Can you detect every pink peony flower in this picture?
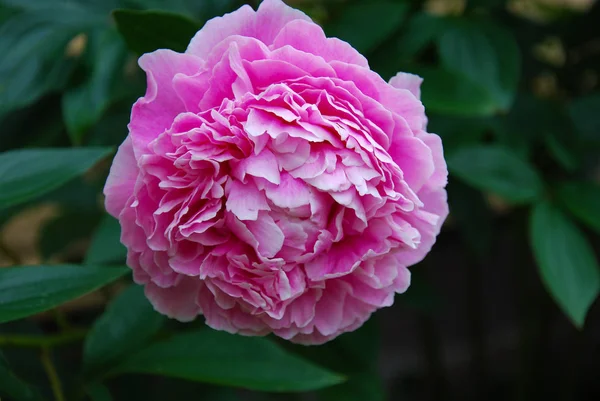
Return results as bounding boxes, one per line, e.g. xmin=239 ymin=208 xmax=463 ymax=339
xmin=104 ymin=0 xmax=448 ymax=345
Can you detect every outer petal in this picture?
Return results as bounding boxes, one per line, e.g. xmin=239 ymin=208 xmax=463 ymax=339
xmin=129 ymin=50 xmax=204 ymax=154
xmin=186 ymin=0 xmax=310 ymax=58
xmin=145 ymin=277 xmax=203 ymax=322
xmin=389 ymin=72 xmax=423 ymax=99
xmin=271 ymin=19 xmax=369 ymax=67
xmin=186 ymin=5 xmax=256 ymax=57
xmin=104 ymin=136 xmax=137 ymax=217
xmin=254 ymin=0 xmax=312 ymax=45
xmin=397 ymin=187 xmax=449 ymax=267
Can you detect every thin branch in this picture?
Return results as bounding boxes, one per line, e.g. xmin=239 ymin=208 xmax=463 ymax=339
xmin=0 ymin=329 xmax=88 ymax=348
xmin=41 ymin=347 xmax=66 ymax=401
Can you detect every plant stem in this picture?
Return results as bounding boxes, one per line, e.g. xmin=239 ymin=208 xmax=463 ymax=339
xmin=0 ymin=328 xmax=88 ymax=348
xmin=41 ymin=347 xmax=66 ymax=401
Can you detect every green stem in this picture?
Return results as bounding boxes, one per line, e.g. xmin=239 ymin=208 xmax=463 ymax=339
xmin=0 ymin=328 xmax=88 ymax=348
xmin=41 ymin=347 xmax=66 ymax=401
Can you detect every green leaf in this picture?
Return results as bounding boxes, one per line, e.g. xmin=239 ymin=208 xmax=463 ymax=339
xmin=0 ymin=147 xmax=112 ymax=210
xmin=112 ymin=9 xmax=201 ymax=54
xmin=62 ymin=28 xmax=128 ymax=144
xmin=84 ymin=285 xmax=165 ymax=373
xmin=396 ymin=13 xmax=446 ymax=59
xmin=427 ymin=114 xmax=490 ymax=155
xmin=437 ymin=19 xmax=520 ymax=111
xmin=85 ymin=383 xmax=112 ymax=401
xmin=447 ymin=145 xmax=544 ymax=203
xmin=568 ymin=93 xmax=600 ymax=142
xmin=111 ymin=330 xmax=344 ymax=392
xmin=0 ymin=351 xmax=44 ymax=401
xmin=530 ymin=202 xmax=600 ymax=328
xmin=85 ymin=215 xmax=127 ymax=265
xmin=556 ymin=182 xmax=600 ymax=233
xmin=411 ymin=67 xmax=497 ymax=117
xmin=294 ymin=319 xmax=385 ymax=401
xmin=0 ymin=2 xmax=107 ymax=113
xmin=325 ymin=1 xmax=408 ymax=54
xmin=0 ymin=265 xmax=128 ymax=323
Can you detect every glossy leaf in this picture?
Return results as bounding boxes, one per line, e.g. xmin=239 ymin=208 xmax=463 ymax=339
xmin=0 ymin=265 xmax=128 ymax=323
xmin=447 ymin=146 xmax=544 ymax=203
xmin=112 ymin=9 xmax=200 ymax=54
xmin=438 ymin=19 xmax=520 ymax=111
xmin=111 ymin=330 xmax=344 ymax=392
xmin=85 ymin=214 xmax=127 ymax=265
xmin=84 ymin=285 xmax=165 ymax=373
xmin=556 ymin=182 xmax=600 ymax=233
xmin=530 ymin=202 xmax=600 ymax=328
xmin=0 ymin=147 xmax=112 ymax=210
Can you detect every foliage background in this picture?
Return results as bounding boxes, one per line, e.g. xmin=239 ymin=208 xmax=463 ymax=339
xmin=1 ymin=0 xmax=599 ymax=400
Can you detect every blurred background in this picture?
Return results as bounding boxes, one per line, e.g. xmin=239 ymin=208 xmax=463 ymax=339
xmin=1 ymin=0 xmax=599 ymax=400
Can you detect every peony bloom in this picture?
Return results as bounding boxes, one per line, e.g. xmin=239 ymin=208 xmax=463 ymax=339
xmin=104 ymin=0 xmax=448 ymax=345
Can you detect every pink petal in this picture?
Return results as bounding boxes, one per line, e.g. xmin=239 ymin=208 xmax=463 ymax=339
xmin=186 ymin=5 xmax=256 ymax=57
xmin=145 ymin=277 xmax=203 ymax=322
xmin=389 ymin=72 xmax=423 ymax=99
xmin=225 ymin=179 xmax=270 ymax=221
xmin=130 ymin=50 xmax=204 ymax=153
xmin=272 ymin=19 xmax=369 ymax=67
xmin=104 ymin=136 xmax=137 ymax=217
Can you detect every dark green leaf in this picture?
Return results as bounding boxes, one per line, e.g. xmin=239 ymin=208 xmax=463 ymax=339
xmin=0 ymin=2 xmax=106 ymax=112
xmin=397 ymin=13 xmax=446 ymax=59
xmin=437 ymin=19 xmax=520 ymax=111
xmin=283 ymin=319 xmax=384 ymax=401
xmin=0 ymin=147 xmax=112 ymax=210
xmin=319 ymin=372 xmax=385 ymax=401
xmin=63 ymin=28 xmax=128 ymax=144
xmin=556 ymin=182 xmax=600 ymax=233
xmin=447 ymin=145 xmax=544 ymax=203
xmin=545 ymin=133 xmax=579 ymax=172
xmin=112 ymin=9 xmax=201 ymax=54
xmin=0 ymin=351 xmax=44 ymax=401
xmin=568 ymin=93 xmax=600 ymax=142
xmin=530 ymin=202 xmax=600 ymax=328
xmin=85 ymin=383 xmax=112 ymax=401
xmin=111 ymin=330 xmax=344 ymax=392
xmin=428 ymin=114 xmax=490 ymax=156
xmin=325 ymin=1 xmax=408 ymax=54
xmin=84 ymin=285 xmax=165 ymax=373
xmin=411 ymin=67 xmax=497 ymax=117
xmin=85 ymin=215 xmax=127 ymax=265
xmin=0 ymin=265 xmax=128 ymax=323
